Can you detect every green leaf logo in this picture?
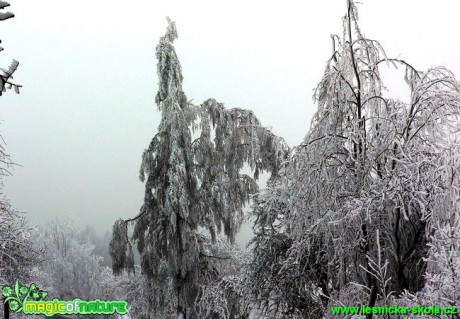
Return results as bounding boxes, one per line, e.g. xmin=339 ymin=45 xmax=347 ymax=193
xmin=2 ymin=286 xmax=12 ymax=298
xmin=2 ymin=280 xmax=48 ymax=313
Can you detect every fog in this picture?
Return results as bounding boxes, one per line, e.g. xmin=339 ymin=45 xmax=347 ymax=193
xmin=1 ymin=0 xmax=460 ymax=239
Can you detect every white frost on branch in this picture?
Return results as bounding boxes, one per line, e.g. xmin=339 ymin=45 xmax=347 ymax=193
xmin=249 ymin=0 xmax=460 ymax=318
xmin=111 ymin=17 xmax=289 ymax=318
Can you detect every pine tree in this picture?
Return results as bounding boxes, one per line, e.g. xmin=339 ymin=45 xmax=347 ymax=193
xmin=110 ymin=18 xmax=288 ymax=319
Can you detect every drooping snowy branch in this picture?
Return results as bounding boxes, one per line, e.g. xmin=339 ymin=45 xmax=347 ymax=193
xmin=250 ymin=1 xmax=460 ymax=317
xmin=0 ymin=3 xmax=21 ymax=95
xmin=111 ymin=17 xmax=289 ymax=318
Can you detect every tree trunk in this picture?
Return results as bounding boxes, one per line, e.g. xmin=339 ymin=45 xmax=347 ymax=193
xmin=176 ymin=277 xmax=186 ymax=319
xmin=177 ymin=309 xmax=186 ymax=319
xmin=3 ymin=298 xmax=9 ymax=319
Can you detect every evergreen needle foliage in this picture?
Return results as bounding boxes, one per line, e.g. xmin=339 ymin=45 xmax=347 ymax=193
xmin=110 ymin=18 xmax=289 ymax=319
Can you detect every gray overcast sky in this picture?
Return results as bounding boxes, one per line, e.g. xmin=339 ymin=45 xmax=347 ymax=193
xmin=1 ymin=0 xmax=460 ymax=235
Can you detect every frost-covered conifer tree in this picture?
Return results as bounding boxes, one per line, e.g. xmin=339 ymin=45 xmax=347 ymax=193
xmin=250 ymin=0 xmax=460 ymax=317
xmin=110 ymin=18 xmax=288 ymax=319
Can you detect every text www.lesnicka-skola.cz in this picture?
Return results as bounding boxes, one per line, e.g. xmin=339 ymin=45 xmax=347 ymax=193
xmin=331 ymin=305 xmax=457 ymax=316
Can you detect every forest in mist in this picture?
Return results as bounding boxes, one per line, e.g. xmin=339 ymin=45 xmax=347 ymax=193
xmin=1 ymin=1 xmax=460 ymax=318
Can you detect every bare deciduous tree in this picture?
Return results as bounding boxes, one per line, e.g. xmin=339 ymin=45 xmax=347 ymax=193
xmin=250 ymin=1 xmax=460 ymax=317
xmin=0 ymin=2 xmax=35 ymax=289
